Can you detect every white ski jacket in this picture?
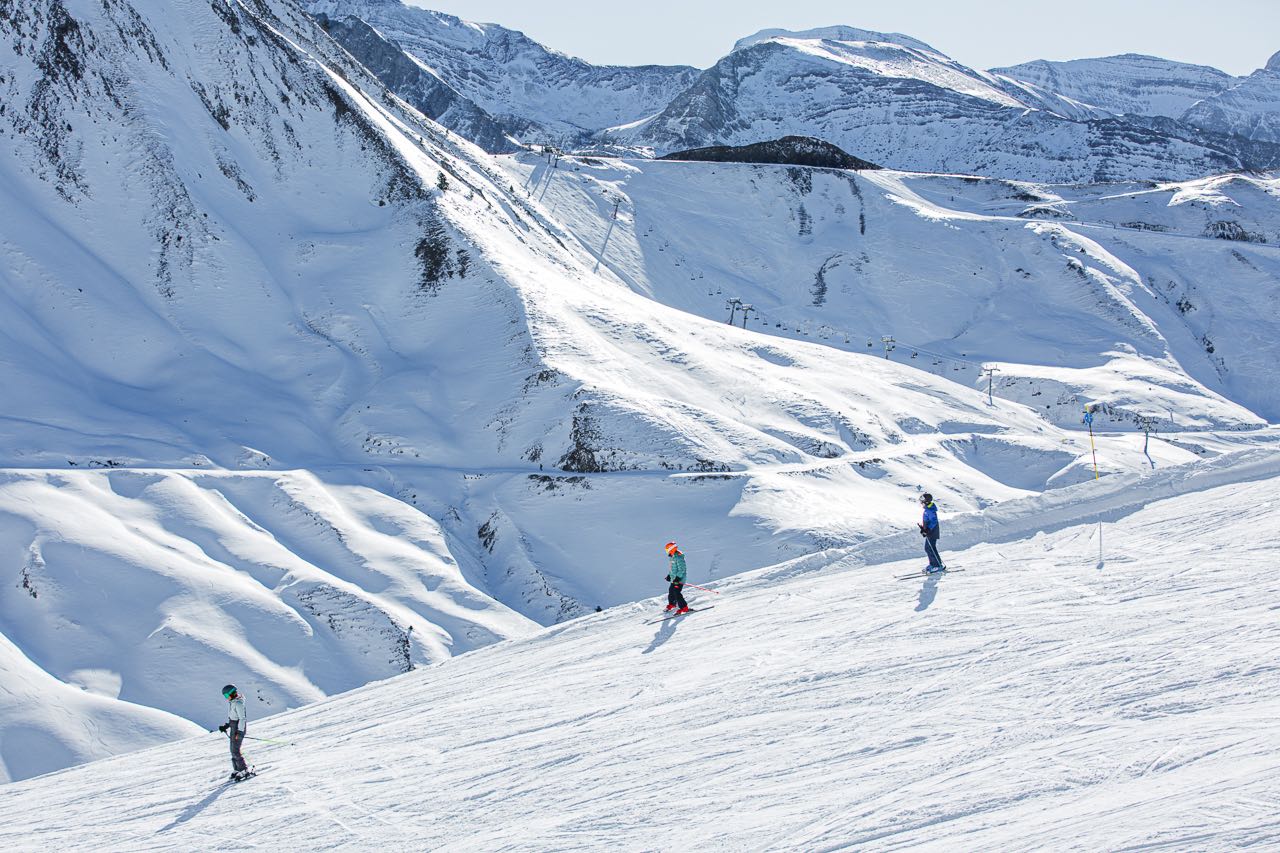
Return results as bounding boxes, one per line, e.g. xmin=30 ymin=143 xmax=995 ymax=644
xmin=228 ymin=696 xmax=247 ymax=730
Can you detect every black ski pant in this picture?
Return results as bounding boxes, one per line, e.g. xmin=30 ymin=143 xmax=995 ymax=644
xmin=229 ymin=724 xmax=247 ymax=772
xmin=924 ymin=535 xmax=944 ymax=568
xmin=668 ymin=581 xmax=687 ymax=609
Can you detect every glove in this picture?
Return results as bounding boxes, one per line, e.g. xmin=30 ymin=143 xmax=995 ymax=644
xmin=219 ymin=723 xmax=229 ymax=733
xmin=664 ymin=575 xmax=671 ymax=582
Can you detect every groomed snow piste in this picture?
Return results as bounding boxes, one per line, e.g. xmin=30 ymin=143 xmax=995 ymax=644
xmin=2 ymin=450 xmax=1278 ymax=850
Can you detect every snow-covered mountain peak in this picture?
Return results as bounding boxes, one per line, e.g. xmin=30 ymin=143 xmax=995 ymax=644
xmin=1267 ymin=49 xmax=1280 ymax=72
xmin=717 ymin=25 xmax=1025 ymax=113
xmin=991 ymin=54 xmax=1236 ymax=119
xmin=612 ymin=28 xmax=1280 ymax=179
xmin=305 ymin=0 xmax=698 ymax=142
xmin=732 ymin=25 xmax=936 ymax=55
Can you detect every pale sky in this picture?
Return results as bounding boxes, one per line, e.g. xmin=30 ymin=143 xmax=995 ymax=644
xmin=406 ymin=0 xmax=1279 ymax=76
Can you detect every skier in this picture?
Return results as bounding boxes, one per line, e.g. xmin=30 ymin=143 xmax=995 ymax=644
xmin=217 ymin=683 xmax=250 ymax=780
xmin=918 ymin=493 xmax=945 ymax=573
xmin=664 ymin=541 xmax=690 ymax=614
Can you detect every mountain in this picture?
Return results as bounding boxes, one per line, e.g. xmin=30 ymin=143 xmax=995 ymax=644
xmin=304 ymin=0 xmax=700 ymax=144
xmin=1181 ymin=53 xmax=1280 ymax=144
xmin=0 ymin=0 xmax=561 ymax=780
xmin=992 ymin=54 xmax=1238 ymax=118
xmin=312 ymin=11 xmax=519 ymax=153
xmin=503 ymin=154 xmax=1280 ymax=426
xmin=3 ymin=449 xmax=1279 ymax=847
xmin=996 ymin=51 xmax=1280 ymax=147
xmin=612 ymin=28 xmax=1280 ymax=182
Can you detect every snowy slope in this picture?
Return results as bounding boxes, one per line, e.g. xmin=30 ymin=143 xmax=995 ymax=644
xmin=2 ymin=452 xmax=1278 ymax=848
xmin=304 ymin=0 xmax=699 ymax=143
xmin=992 ymin=54 xmax=1238 ymax=118
xmin=612 ymin=29 xmax=1280 ymax=182
xmin=497 ymin=153 xmax=1280 ymax=426
xmin=0 ymin=468 xmax=535 ymax=783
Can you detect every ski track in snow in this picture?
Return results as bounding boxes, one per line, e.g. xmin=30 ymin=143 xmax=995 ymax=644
xmin=1 ymin=470 xmax=1279 ymax=850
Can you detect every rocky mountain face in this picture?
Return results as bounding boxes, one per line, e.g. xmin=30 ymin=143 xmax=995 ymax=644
xmin=297 ymin=8 xmax=1280 ymax=181
xmin=997 ymin=51 xmax=1280 ymax=147
xmin=312 ymin=12 xmax=519 ymax=153
xmin=611 ymin=28 xmax=1280 ymax=182
xmin=992 ymin=54 xmax=1237 ymax=118
xmin=304 ymin=0 xmax=699 ymax=144
xmin=1182 ymin=57 xmax=1280 ymax=144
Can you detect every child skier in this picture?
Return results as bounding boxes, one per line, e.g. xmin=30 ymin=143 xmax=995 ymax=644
xmin=664 ymin=541 xmax=690 ymax=614
xmin=918 ymin=493 xmax=945 ymax=573
xmin=217 ymin=683 xmax=251 ymax=780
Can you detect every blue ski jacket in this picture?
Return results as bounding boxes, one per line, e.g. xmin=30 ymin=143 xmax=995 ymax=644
xmin=668 ymin=551 xmax=688 ymax=583
xmin=922 ymin=502 xmax=940 ymax=538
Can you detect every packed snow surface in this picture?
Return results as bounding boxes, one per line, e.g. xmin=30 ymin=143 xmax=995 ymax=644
xmin=2 ymin=453 xmax=1278 ymax=849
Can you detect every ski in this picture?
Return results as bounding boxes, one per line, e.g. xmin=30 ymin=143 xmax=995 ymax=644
xmin=896 ymin=563 xmax=962 ymax=578
xmin=644 ymin=606 xmax=715 ymax=624
xmin=229 ymin=766 xmax=258 ymax=783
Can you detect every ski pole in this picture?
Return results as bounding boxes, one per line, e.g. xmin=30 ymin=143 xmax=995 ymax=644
xmin=244 ymin=735 xmax=293 ymax=746
xmin=1083 ymin=407 xmax=1099 ymax=481
xmin=682 ymin=582 xmax=721 ymax=595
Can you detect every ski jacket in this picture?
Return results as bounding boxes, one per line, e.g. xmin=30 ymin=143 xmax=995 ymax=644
xmin=227 ymin=696 xmax=247 ymax=732
xmin=921 ymin=502 xmax=940 ymax=538
xmin=668 ymin=551 xmax=688 ymax=583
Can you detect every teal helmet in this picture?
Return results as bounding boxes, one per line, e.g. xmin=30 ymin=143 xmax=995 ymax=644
xmin=222 ymin=684 xmax=237 ymax=699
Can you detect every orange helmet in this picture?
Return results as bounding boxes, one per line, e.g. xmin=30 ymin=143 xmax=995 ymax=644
xmin=664 ymin=541 xmax=678 ymax=556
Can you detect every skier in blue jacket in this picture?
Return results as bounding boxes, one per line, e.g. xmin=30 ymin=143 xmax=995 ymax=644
xmin=664 ymin=541 xmax=690 ymax=614
xmin=918 ymin=493 xmax=945 ymax=573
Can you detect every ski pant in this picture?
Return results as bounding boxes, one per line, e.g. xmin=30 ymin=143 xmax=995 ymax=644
xmin=924 ymin=535 xmax=944 ymax=568
xmin=229 ymin=724 xmax=247 ymax=773
xmin=668 ymin=581 xmax=687 ymax=610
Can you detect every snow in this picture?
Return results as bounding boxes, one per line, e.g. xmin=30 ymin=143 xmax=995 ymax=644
xmin=2 ymin=0 xmax=1279 ymax=795
xmin=2 ymin=455 xmax=1278 ymax=848
xmin=992 ymin=54 xmax=1237 ymax=119
xmin=610 ymin=32 xmax=1273 ymax=182
xmin=733 ymin=26 xmax=938 ymax=56
xmin=495 ymin=154 xmax=1280 ymax=427
xmin=1182 ymin=63 xmax=1280 ymax=144
xmin=304 ymin=0 xmax=699 ymax=140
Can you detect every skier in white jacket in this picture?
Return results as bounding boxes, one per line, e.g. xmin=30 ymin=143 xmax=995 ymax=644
xmin=218 ymin=684 xmax=250 ymax=780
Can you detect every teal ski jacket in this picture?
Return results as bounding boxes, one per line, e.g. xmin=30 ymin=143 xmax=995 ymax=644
xmin=668 ymin=551 xmax=687 ymax=583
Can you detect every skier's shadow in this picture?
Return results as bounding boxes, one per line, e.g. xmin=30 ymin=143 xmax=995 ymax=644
xmin=158 ymin=780 xmax=233 ymax=833
xmin=642 ymin=616 xmax=680 ymax=654
xmin=915 ymin=575 xmax=940 ymax=612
